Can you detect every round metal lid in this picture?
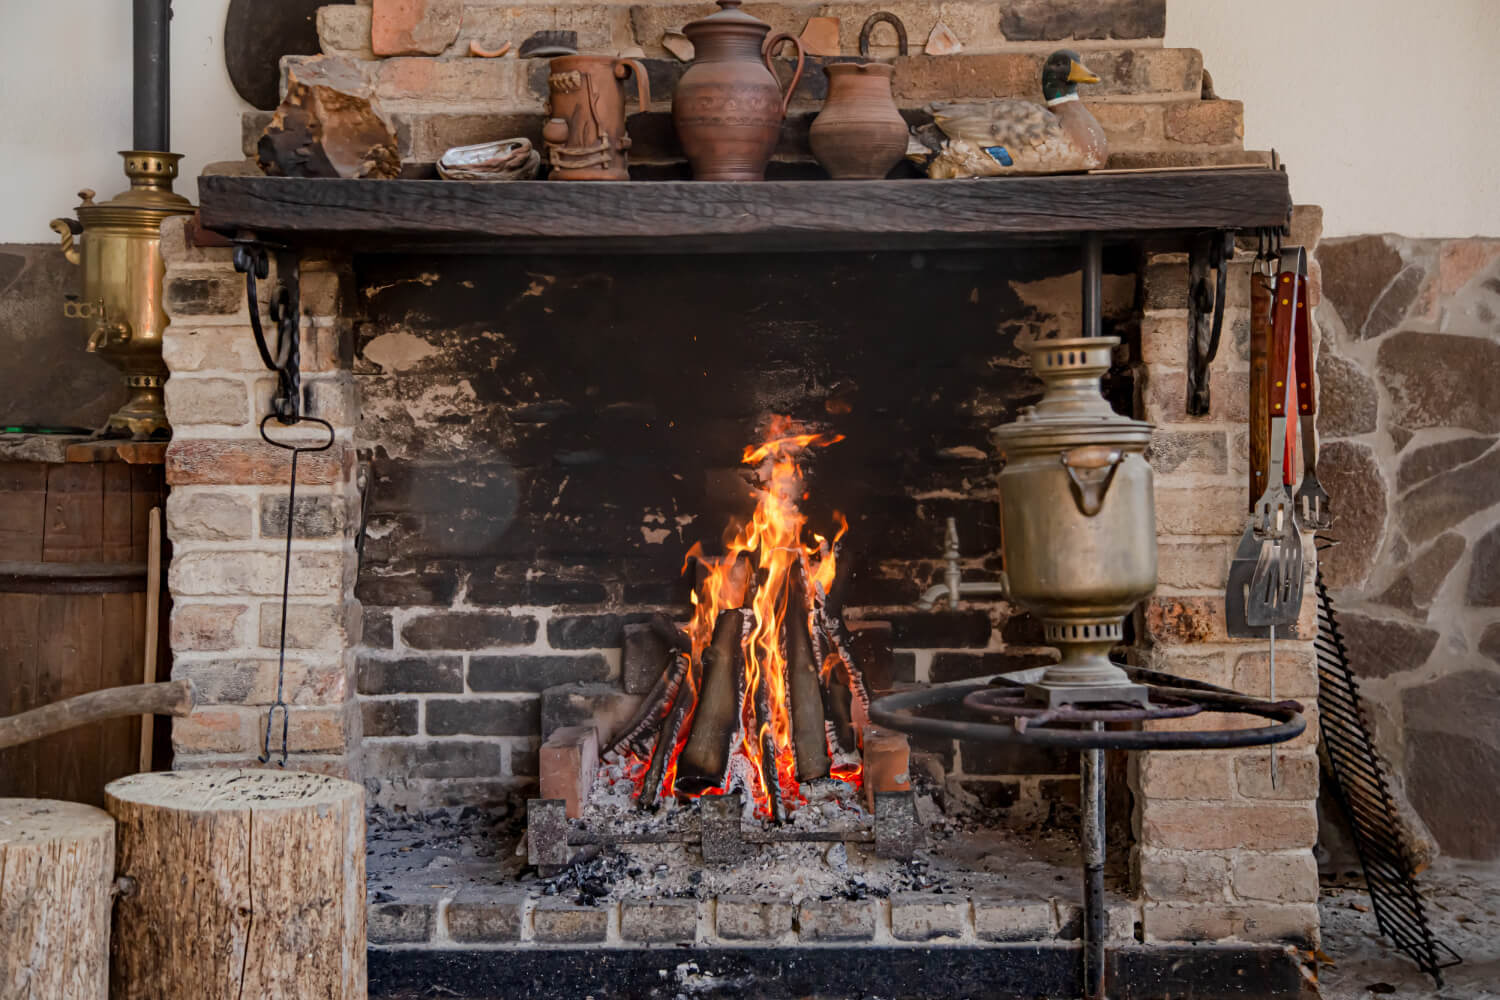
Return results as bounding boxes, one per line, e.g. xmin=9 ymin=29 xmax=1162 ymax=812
xmin=990 ymin=337 xmax=1152 ymax=453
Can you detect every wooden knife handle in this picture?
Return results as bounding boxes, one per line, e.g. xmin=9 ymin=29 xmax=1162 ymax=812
xmin=1293 ymin=273 xmax=1313 ymax=417
xmin=1269 ymin=268 xmax=1300 ymax=486
xmin=1249 ymin=271 xmax=1272 ymax=509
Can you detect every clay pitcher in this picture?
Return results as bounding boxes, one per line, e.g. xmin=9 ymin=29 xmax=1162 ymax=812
xmin=673 ymin=0 xmax=805 ymax=181
xmin=543 ymin=54 xmax=650 ymax=181
xmin=810 ymin=13 xmax=909 ymax=179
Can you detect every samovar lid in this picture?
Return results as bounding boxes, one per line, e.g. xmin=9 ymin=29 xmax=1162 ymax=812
xmin=990 ymin=337 xmax=1153 ymax=452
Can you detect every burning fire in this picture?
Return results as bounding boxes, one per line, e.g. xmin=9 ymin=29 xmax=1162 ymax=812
xmin=641 ymin=416 xmax=859 ymax=818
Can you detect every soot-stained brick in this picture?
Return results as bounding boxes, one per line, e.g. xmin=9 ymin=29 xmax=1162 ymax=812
xmin=883 ymin=611 xmax=992 ymax=648
xmin=425 ymin=698 xmax=539 ymax=737
xmin=469 ymin=654 xmax=611 ymax=692
xmin=930 ymin=650 xmax=1058 ymax=684
xmin=400 ymin=611 xmax=538 ymax=650
xmin=547 ymin=613 xmax=653 ymax=650
xmin=357 ymin=655 xmax=463 ymax=694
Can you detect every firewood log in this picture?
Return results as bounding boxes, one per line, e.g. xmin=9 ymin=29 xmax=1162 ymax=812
xmin=674 ymin=610 xmax=745 ymax=794
xmin=608 ymin=649 xmax=689 ymax=758
xmin=784 ymin=562 xmax=831 ymax=783
xmin=640 ymin=655 xmax=700 ymax=810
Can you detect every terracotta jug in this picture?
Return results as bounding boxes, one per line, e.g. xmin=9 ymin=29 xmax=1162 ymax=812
xmin=543 ymin=54 xmax=650 ymax=181
xmin=672 ymin=0 xmax=805 ymax=181
xmin=810 ymin=13 xmax=909 ymax=179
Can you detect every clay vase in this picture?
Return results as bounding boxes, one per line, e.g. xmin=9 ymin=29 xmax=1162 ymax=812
xmin=672 ymin=0 xmax=805 ymax=181
xmin=543 ymin=54 xmax=650 ymax=181
xmin=809 ymin=64 xmax=907 ymax=179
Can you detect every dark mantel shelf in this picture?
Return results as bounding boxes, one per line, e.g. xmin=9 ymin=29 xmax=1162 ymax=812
xmin=196 ymin=168 xmax=1291 ymax=255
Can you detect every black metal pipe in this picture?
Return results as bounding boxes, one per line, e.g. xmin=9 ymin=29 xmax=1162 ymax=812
xmin=1081 ymin=722 xmax=1107 ymax=1000
xmin=1081 ymin=232 xmax=1103 ymax=338
xmin=133 ymin=0 xmax=171 ymax=151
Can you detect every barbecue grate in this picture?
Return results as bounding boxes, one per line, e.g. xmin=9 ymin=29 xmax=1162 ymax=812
xmin=1315 ymin=559 xmax=1461 ymax=985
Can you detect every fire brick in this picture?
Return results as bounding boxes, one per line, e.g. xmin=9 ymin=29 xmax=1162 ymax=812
xmin=890 ymin=893 xmax=967 ymax=941
xmin=425 ymin=698 xmax=538 ymax=738
xmin=445 ymin=892 xmax=525 ymax=943
xmin=796 ymin=898 xmax=877 ymax=942
xmin=367 ymin=902 xmax=435 ymax=944
xmin=620 ymin=899 xmax=698 ymax=944
xmin=715 ymin=896 xmax=794 ymax=941
xmin=361 ymin=699 xmax=418 ymax=737
xmin=469 ymin=654 xmax=611 ymax=692
xmin=533 ymin=900 xmax=610 ymax=944
xmin=356 ymin=655 xmax=463 ymax=695
xmin=538 ymin=683 xmax=642 ymax=747
xmin=862 ymin=726 xmax=912 ymax=810
xmin=539 ymin=725 xmax=598 ymax=819
xmin=400 ymin=611 xmax=538 ymax=651
xmin=972 ymin=898 xmax=1054 ymax=942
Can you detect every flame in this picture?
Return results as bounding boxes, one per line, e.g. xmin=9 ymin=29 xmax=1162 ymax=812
xmin=643 ymin=416 xmax=855 ymax=818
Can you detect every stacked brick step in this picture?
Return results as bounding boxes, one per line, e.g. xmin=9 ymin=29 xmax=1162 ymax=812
xmin=235 ymin=0 xmax=1253 ymax=173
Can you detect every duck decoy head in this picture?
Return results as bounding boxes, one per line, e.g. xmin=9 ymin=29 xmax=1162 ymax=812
xmin=1042 ymin=49 xmax=1100 ymax=104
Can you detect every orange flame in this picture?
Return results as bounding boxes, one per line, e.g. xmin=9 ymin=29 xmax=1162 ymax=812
xmin=647 ymin=416 xmax=856 ymax=818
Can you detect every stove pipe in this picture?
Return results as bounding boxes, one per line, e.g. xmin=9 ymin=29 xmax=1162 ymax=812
xmin=133 ymin=0 xmax=170 ymax=151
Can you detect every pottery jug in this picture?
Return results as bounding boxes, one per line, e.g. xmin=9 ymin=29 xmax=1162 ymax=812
xmin=543 ymin=54 xmax=650 ymax=181
xmin=810 ymin=13 xmax=910 ymax=179
xmin=672 ymin=0 xmax=805 ymax=181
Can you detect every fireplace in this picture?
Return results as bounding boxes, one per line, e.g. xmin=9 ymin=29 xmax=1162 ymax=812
xmin=159 ymin=3 xmax=1325 ymax=993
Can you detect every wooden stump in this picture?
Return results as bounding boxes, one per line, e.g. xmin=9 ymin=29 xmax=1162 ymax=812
xmin=0 ymin=799 xmax=115 ymax=1000
xmin=105 ymin=769 xmax=366 ymax=1000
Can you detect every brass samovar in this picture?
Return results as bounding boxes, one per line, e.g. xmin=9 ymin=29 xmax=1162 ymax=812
xmin=50 ymin=152 xmax=195 ymax=438
xmin=991 ymin=336 xmax=1156 ymax=707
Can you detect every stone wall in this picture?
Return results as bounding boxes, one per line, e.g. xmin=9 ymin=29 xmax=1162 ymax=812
xmin=1315 ymin=236 xmax=1500 ymax=861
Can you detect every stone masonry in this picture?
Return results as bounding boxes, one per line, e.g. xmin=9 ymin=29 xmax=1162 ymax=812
xmin=160 ymin=0 xmax=1324 ymax=951
xmin=1315 ymin=236 xmax=1500 ymax=860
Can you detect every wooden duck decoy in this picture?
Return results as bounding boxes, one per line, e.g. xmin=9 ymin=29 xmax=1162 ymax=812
xmin=908 ymin=50 xmax=1107 ymax=178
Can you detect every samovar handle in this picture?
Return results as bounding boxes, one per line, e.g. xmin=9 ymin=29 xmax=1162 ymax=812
xmin=48 ymin=189 xmax=94 ymax=267
xmin=1060 ymin=446 xmax=1124 ymax=517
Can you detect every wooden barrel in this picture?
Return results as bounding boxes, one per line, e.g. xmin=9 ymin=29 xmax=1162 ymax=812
xmin=0 ymin=453 xmax=167 ymax=805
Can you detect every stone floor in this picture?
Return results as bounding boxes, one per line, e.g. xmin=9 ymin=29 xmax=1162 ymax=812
xmin=1318 ymin=858 xmax=1500 ymax=999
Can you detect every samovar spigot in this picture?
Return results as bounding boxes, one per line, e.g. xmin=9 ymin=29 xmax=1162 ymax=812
xmin=915 ymin=517 xmax=1009 ymax=610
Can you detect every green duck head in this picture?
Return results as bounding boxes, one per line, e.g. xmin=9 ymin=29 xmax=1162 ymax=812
xmin=1041 ymin=50 xmax=1100 ymax=104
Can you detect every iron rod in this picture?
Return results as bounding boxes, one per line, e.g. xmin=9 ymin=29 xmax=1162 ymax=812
xmin=133 ymin=0 xmax=171 ymax=151
xmin=1081 ymin=232 xmax=1103 ymax=339
xmin=1082 ymin=720 xmax=1106 ymax=1000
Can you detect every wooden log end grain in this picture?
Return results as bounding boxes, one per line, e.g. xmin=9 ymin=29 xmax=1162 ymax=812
xmin=105 ymin=769 xmax=366 ymax=1000
xmin=0 ymin=799 xmax=115 ymax=1000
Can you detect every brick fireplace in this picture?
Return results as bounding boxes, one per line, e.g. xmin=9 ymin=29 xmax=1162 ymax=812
xmin=159 ymin=0 xmax=1324 ymax=992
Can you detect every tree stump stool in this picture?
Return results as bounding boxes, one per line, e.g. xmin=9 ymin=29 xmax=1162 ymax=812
xmin=105 ymin=769 xmax=366 ymax=1000
xmin=0 ymin=799 xmax=115 ymax=1000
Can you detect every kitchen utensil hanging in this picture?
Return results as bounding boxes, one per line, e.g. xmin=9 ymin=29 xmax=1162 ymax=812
xmin=257 ymin=413 xmax=335 ymax=765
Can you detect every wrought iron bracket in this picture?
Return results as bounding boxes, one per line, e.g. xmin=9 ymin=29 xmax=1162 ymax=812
xmin=1185 ymin=229 xmax=1236 ymax=416
xmin=231 ymin=233 xmax=302 ymax=423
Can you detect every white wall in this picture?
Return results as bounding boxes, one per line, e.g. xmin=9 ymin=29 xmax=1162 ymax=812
xmin=2 ymin=0 xmax=1496 ymax=240
xmin=1168 ymin=0 xmax=1500 ymax=239
xmin=0 ymin=0 xmax=248 ymax=243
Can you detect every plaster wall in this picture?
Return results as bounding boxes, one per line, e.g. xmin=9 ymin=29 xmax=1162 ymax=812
xmin=3 ymin=1 xmax=1498 ymax=239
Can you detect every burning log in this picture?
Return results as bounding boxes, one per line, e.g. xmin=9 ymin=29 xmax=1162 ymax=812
xmin=821 ymin=657 xmax=858 ymax=754
xmin=639 ymin=652 xmax=698 ymax=811
xmin=750 ymin=654 xmax=787 ymax=824
xmin=608 ymin=647 xmax=690 ymax=758
xmin=674 ymin=609 xmax=747 ymax=794
xmin=784 ymin=561 xmax=832 ymax=783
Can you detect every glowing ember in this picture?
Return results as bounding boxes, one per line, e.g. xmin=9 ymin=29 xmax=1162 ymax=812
xmin=632 ymin=416 xmax=861 ymax=818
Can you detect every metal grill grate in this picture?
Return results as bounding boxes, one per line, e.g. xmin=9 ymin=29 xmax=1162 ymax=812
xmin=1315 ymin=561 xmax=1461 ymax=985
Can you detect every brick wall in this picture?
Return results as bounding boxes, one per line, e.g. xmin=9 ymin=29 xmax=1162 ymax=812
xmin=1129 ymin=206 xmax=1324 ymax=945
xmin=161 ymin=219 xmax=365 ymax=777
xmin=239 ymin=0 xmax=1257 ymax=175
